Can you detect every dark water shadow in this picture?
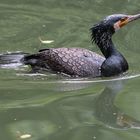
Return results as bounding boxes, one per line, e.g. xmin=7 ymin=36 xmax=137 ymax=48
xmin=0 ymin=78 xmax=140 ymax=140
xmin=94 ymin=80 xmax=140 ymax=129
xmin=54 ymin=78 xmax=140 ymax=130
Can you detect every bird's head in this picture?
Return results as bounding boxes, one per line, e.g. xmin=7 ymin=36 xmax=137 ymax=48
xmin=105 ymin=14 xmax=140 ymax=31
xmin=91 ymin=14 xmax=140 ymax=45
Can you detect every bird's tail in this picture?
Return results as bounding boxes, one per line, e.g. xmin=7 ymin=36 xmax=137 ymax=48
xmin=22 ymin=53 xmax=49 ymax=72
xmin=0 ymin=51 xmax=48 ymax=71
xmin=22 ymin=54 xmax=40 ymax=65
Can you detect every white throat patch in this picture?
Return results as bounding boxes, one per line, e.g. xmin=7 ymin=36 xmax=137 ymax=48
xmin=114 ymin=22 xmax=121 ymax=31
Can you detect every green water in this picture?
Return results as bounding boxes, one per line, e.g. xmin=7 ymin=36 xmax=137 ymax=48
xmin=0 ymin=0 xmax=140 ymax=140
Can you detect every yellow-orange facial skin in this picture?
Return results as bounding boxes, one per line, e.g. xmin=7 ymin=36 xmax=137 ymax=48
xmin=114 ymin=17 xmax=129 ymax=31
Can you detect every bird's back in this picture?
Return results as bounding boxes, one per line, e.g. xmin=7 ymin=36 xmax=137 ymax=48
xmin=23 ymin=48 xmax=105 ymax=77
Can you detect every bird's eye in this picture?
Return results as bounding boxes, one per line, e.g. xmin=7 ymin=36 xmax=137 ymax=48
xmin=120 ymin=17 xmax=127 ymax=22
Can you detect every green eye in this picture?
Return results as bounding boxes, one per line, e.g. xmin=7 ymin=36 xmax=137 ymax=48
xmin=120 ymin=17 xmax=127 ymax=22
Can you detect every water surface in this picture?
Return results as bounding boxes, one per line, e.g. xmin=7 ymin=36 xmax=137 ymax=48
xmin=0 ymin=0 xmax=140 ymax=140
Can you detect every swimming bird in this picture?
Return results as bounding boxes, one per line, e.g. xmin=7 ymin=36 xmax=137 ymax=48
xmin=23 ymin=14 xmax=140 ymax=77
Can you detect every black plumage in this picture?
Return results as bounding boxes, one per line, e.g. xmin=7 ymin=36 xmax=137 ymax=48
xmin=23 ymin=14 xmax=140 ymax=77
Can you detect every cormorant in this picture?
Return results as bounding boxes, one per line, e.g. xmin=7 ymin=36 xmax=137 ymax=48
xmin=23 ymin=14 xmax=140 ymax=77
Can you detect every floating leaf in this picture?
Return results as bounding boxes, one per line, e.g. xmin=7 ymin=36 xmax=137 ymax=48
xmin=39 ymin=37 xmax=54 ymax=44
xmin=20 ymin=134 xmax=31 ymax=139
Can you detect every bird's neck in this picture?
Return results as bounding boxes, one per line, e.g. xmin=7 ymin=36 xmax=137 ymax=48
xmin=92 ymin=28 xmax=118 ymax=58
xmin=98 ymin=38 xmax=129 ymax=76
xmin=91 ymin=24 xmax=128 ymax=76
xmin=98 ymin=38 xmax=117 ymax=58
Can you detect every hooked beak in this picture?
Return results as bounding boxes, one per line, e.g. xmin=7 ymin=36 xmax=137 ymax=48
xmin=114 ymin=14 xmax=140 ymax=31
xmin=127 ymin=14 xmax=140 ymax=23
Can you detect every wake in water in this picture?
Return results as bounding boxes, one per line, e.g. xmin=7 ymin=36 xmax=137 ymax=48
xmin=0 ymin=52 xmax=29 ymax=69
xmin=0 ymin=52 xmax=140 ymax=82
xmin=57 ymin=73 xmax=140 ymax=83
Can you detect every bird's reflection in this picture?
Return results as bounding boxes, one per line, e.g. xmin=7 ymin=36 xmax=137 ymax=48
xmin=56 ymin=79 xmax=140 ymax=129
xmin=94 ymin=80 xmax=140 ymax=129
xmin=0 ymin=78 xmax=140 ymax=140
